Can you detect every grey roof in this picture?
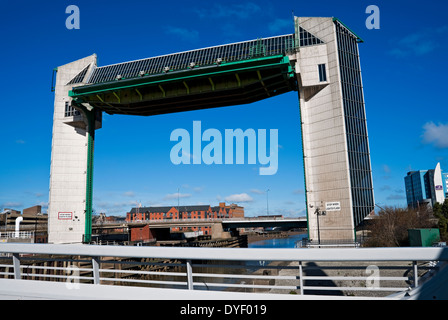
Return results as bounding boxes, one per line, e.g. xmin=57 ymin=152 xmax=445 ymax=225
xmin=87 ymin=34 xmax=295 ymax=84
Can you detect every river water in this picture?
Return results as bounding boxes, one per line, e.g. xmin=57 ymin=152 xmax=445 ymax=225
xmin=248 ymin=233 xmax=307 ymax=249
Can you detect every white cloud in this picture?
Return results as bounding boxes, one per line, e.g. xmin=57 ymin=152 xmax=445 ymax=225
xmin=292 ymin=189 xmax=304 ymax=195
xmin=163 ymin=192 xmax=192 ymax=201
xmin=33 ymin=201 xmax=49 ymax=213
xmin=268 ymin=18 xmax=292 ymax=34
xmin=389 ymin=28 xmax=445 ymax=57
xmin=123 ymin=191 xmax=135 ymax=197
xmin=95 ymin=200 xmax=137 ymax=215
xmin=195 ymin=3 xmax=261 ymax=19
xmin=164 ymin=26 xmax=199 ymax=42
xmin=1 ymin=202 xmax=23 ymax=208
xmin=272 ymin=207 xmax=305 ymax=217
xmin=250 ymin=189 xmax=265 ymax=195
xmin=386 ymin=194 xmax=406 ymax=201
xmin=422 ymin=122 xmax=448 ymax=148
xmin=193 ymin=187 xmax=203 ymax=193
xmin=225 ymin=193 xmax=253 ymax=203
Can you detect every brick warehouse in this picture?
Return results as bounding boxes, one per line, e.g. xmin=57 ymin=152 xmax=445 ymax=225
xmin=126 ymin=203 xmax=244 ymax=241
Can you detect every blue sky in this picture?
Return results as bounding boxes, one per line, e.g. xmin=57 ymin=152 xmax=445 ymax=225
xmin=1 ymin=0 xmax=447 ymax=217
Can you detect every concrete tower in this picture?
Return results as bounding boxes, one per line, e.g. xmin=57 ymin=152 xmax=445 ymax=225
xmin=48 ymin=54 xmax=101 ymax=244
xmin=291 ymin=17 xmax=374 ymax=243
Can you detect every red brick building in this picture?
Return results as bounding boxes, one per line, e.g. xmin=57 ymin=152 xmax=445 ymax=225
xmin=130 ymin=225 xmax=158 ymax=242
xmin=126 ymin=202 xmax=244 ymax=237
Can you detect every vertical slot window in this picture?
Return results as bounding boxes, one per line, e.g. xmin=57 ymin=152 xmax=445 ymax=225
xmin=318 ymin=64 xmax=327 ymax=82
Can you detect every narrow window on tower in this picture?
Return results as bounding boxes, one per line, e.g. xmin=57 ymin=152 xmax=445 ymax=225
xmin=64 ymin=101 xmax=80 ymax=117
xmin=65 ymin=101 xmax=70 ymax=117
xmin=318 ymin=64 xmax=327 ymax=82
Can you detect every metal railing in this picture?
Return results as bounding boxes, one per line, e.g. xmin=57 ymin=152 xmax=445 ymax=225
xmin=0 ymin=244 xmax=446 ymax=298
xmin=0 ymin=231 xmax=34 ymax=240
xmin=296 ymin=239 xmax=360 ymax=248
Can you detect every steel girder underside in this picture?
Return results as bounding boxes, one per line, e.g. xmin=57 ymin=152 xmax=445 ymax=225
xmin=69 ymin=55 xmax=297 ymax=116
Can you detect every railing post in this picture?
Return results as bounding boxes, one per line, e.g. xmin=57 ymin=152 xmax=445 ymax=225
xmin=299 ymin=261 xmax=304 ymax=295
xmin=413 ymin=261 xmax=418 ymax=288
xmin=186 ymin=260 xmax=193 ymax=290
xmin=92 ymin=257 xmax=100 ymax=285
xmin=12 ymin=253 xmax=21 ymax=280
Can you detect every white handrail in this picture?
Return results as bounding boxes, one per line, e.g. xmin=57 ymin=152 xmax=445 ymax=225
xmin=0 ymin=244 xmax=446 ymax=299
xmin=0 ymin=243 xmax=446 ymax=262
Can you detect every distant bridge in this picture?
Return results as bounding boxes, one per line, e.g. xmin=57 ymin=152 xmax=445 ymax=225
xmin=93 ymin=217 xmax=307 ymax=230
xmin=222 ymin=217 xmax=307 ymax=229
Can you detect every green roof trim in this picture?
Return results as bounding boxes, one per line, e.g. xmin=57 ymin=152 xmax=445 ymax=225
xmin=332 ymin=17 xmax=364 ymax=43
xmin=69 ymin=55 xmax=292 ymax=98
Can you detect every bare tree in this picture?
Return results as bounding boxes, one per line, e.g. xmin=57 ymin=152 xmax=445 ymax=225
xmin=363 ymin=206 xmax=436 ymax=247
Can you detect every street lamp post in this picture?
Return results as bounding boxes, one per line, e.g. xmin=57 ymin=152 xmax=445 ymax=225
xmin=314 ymin=207 xmax=326 ymax=247
xmin=266 ymin=189 xmax=270 ymax=216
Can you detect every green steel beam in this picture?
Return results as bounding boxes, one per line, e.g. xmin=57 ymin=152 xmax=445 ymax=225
xmin=85 ymin=108 xmax=95 ymax=244
xmin=69 ymin=55 xmax=292 ymax=98
xmin=158 ymin=85 xmax=165 ymax=97
xmin=235 ymin=73 xmax=241 ymax=87
xmin=68 ymin=54 xmax=296 ymax=117
xmin=135 ymin=88 xmax=143 ymax=101
xmin=73 ymin=103 xmax=95 ymax=243
xmin=208 ymin=77 xmax=215 ymax=91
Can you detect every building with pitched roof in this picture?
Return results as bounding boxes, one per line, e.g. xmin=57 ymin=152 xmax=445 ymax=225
xmin=126 ymin=202 xmax=244 ymax=235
